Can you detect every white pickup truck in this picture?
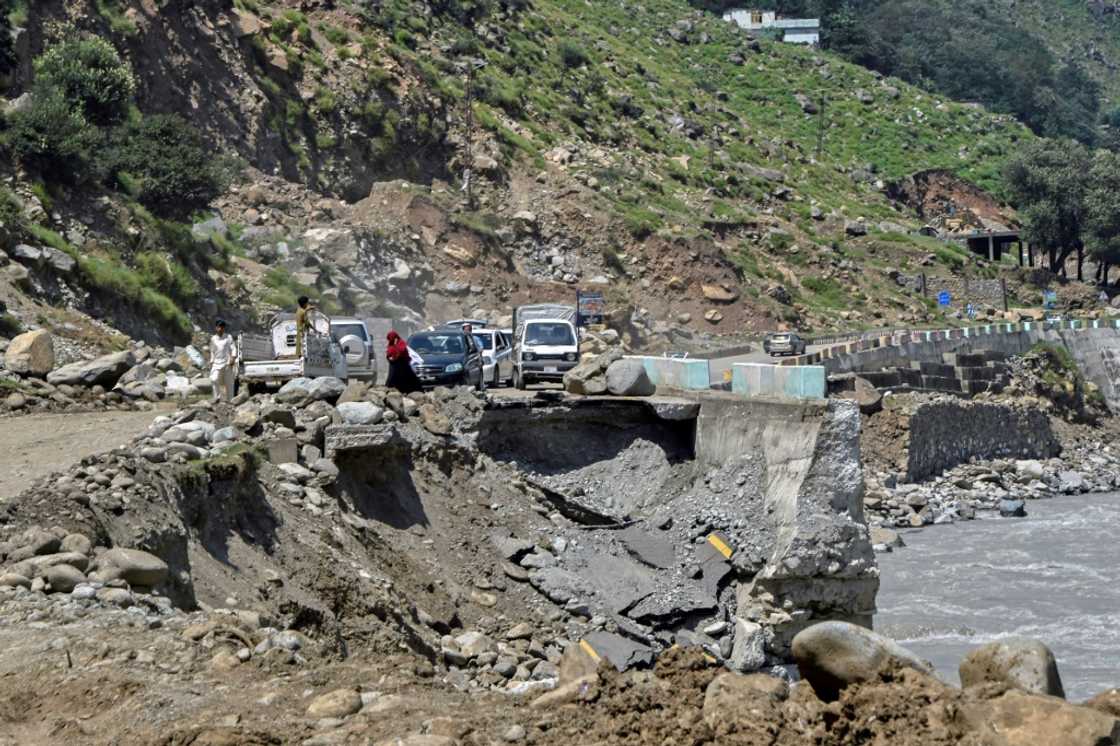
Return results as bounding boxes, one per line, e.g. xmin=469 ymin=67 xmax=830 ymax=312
xmin=511 ymin=304 xmax=580 ymax=390
xmin=238 ymin=312 xmax=348 ymax=387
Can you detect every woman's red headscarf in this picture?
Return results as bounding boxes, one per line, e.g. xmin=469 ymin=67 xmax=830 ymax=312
xmin=386 ymin=331 xmax=408 ymax=362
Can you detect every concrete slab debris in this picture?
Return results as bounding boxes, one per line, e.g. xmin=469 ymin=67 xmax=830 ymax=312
xmin=618 ymin=525 xmax=677 ymax=569
xmin=581 ymin=631 xmax=655 ymax=672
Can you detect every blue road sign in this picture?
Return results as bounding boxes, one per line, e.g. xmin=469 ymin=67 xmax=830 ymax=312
xmin=938 ymin=290 xmax=951 ymax=306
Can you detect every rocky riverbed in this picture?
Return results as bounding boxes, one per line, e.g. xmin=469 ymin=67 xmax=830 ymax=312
xmin=864 ymin=431 xmax=1120 ymax=547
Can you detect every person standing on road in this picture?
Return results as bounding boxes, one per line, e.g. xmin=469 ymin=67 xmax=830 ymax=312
xmin=295 ymin=295 xmax=316 ymax=358
xmin=385 ymin=330 xmax=422 ymax=394
xmin=209 ymin=320 xmax=237 ymax=403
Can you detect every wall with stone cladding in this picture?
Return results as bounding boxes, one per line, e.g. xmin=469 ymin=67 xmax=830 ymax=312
xmin=902 ymin=398 xmax=1060 ymax=482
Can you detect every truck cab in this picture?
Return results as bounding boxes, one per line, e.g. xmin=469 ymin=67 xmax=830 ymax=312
xmin=511 ymin=304 xmax=579 ymax=389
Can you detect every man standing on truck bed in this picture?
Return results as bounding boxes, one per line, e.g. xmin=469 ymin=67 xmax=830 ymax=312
xmin=209 ymin=320 xmax=237 ymax=403
xmin=295 ymin=295 xmax=315 ymax=358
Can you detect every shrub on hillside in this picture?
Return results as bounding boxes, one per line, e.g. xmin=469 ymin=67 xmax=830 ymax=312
xmin=34 ymin=36 xmax=135 ymax=126
xmin=8 ymin=87 xmax=100 ymax=178
xmin=96 ymin=114 xmax=229 ymax=214
xmin=558 ymin=40 xmax=590 ymax=69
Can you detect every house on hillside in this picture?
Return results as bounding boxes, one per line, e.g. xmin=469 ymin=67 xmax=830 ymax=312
xmin=723 ymin=9 xmax=821 ymax=45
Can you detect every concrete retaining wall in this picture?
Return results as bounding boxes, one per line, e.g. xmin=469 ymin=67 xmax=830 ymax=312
xmin=695 ymin=395 xmax=877 ymax=655
xmin=731 ymin=363 xmax=826 ymax=400
xmin=627 ymin=355 xmax=711 ymax=391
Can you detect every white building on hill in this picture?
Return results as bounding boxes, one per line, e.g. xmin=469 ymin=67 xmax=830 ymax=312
xmin=723 ymin=9 xmax=821 ymax=45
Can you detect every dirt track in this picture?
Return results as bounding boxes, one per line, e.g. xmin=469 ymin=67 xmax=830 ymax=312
xmin=0 ymin=409 xmax=166 ymax=500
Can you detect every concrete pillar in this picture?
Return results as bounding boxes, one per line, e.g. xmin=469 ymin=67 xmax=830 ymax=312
xmin=988 ymin=234 xmax=995 ymax=262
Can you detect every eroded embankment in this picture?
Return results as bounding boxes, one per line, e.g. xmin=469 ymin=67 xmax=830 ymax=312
xmin=0 ymin=388 xmax=876 ymax=688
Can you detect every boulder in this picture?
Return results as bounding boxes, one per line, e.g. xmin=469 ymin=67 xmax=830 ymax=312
xmin=563 ymin=348 xmax=622 ymax=396
xmin=1086 ymin=689 xmax=1120 ymax=718
xmin=337 ymin=379 xmax=370 ymax=405
xmin=419 ymin=404 xmax=451 ymax=436
xmin=959 ymin=638 xmax=1065 ymax=698
xmin=47 ymin=350 xmax=134 ymax=387
xmin=337 ymin=402 xmax=384 ymax=426
xmin=307 ymin=376 xmax=346 ymax=402
xmin=701 ymin=283 xmax=740 ymax=303
xmin=43 ymin=247 xmax=76 ymax=274
xmin=10 ymin=244 xmax=43 ymax=264
xmin=95 ymin=548 xmax=169 ymax=587
xmin=4 ymin=329 xmax=54 ymax=377
xmin=454 ymin=631 xmax=495 ymax=659
xmin=306 ymin=688 xmax=363 ymax=719
xmin=59 ymin=533 xmax=92 ymax=556
xmin=999 ymin=498 xmax=1027 ymax=518
xmin=791 ymin=621 xmax=933 ymax=701
xmin=44 ymin=564 xmax=85 ymax=593
xmin=729 ymin=618 xmax=767 ymax=672
xmin=838 ymin=376 xmax=882 ymax=414
xmin=276 ymin=378 xmax=315 ymax=405
xmin=959 ymin=689 xmax=1120 ymax=746
xmin=605 ymin=359 xmax=655 ymax=397
xmin=702 ymin=672 xmax=787 ymax=728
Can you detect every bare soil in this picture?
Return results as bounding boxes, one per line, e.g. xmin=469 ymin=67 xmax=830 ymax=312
xmin=0 ymin=409 xmax=170 ymax=500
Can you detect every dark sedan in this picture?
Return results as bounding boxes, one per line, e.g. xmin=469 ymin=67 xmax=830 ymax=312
xmin=408 ymin=330 xmax=485 ymax=389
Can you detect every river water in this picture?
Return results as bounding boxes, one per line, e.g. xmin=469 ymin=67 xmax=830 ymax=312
xmin=876 ymin=492 xmax=1120 ymax=701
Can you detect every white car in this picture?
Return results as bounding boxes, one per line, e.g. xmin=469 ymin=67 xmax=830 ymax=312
xmin=472 ymin=329 xmax=514 ymax=387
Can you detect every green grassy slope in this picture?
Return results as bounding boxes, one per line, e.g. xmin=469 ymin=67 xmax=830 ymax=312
xmin=413 ymin=0 xmax=1032 ymax=227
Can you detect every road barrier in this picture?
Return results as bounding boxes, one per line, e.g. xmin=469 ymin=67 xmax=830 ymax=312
xmin=627 ymin=356 xmax=711 ymax=391
xmin=732 ymin=363 xmax=827 ymax=400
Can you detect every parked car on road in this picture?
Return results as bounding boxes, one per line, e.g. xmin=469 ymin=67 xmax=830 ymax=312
xmin=472 ymin=328 xmax=514 ymax=387
xmin=763 ymin=332 xmax=807 ymax=357
xmin=408 ymin=329 xmax=484 ymax=389
xmin=330 ymin=317 xmax=376 ymax=381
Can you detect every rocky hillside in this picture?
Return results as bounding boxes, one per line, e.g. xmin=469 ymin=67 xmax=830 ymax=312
xmin=0 ymin=0 xmax=1039 ymax=354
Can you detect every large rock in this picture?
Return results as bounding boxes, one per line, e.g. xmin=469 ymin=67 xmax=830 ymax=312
xmin=959 ymin=638 xmax=1065 ymax=698
xmin=337 ymin=402 xmax=383 ymax=425
xmin=4 ymin=329 xmax=54 ymax=377
xmin=563 ymin=348 xmax=622 ymax=396
xmin=306 ymin=688 xmax=363 ymax=719
xmin=605 ymin=359 xmax=655 ymax=397
xmin=44 ymin=564 xmax=85 ymax=593
xmin=702 ymin=672 xmax=787 ymax=729
xmin=729 ymin=618 xmax=766 ymax=672
xmin=791 ymin=621 xmax=933 ymax=701
xmin=960 ymin=689 xmax=1120 ymax=746
xmin=95 ymin=548 xmax=169 ymax=587
xmin=277 ymin=376 xmax=346 ymax=405
xmin=47 ymin=350 xmax=134 ymax=387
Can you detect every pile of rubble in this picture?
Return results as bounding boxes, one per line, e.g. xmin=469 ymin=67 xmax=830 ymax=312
xmin=1 ymin=328 xmax=214 ymax=414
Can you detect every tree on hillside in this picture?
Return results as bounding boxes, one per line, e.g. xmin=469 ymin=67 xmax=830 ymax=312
xmin=1003 ymin=139 xmax=1092 ymax=279
xmin=1086 ymin=150 xmax=1120 ymax=285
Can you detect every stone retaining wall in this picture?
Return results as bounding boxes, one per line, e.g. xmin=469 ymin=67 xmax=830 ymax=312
xmin=900 ymin=398 xmax=1060 ymax=482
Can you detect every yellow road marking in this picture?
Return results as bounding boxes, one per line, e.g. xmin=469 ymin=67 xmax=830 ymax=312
xmin=707 ymin=533 xmax=733 ymax=559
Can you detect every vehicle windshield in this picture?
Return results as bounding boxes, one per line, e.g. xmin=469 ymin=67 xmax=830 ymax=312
xmin=409 ymin=333 xmax=464 ymax=355
xmin=331 ymin=323 xmax=368 ymax=342
xmin=473 ymin=333 xmax=493 ymax=351
xmin=525 ymin=322 xmax=575 ymax=346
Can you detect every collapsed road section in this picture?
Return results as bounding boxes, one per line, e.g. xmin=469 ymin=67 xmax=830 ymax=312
xmin=328 ymin=393 xmax=877 ymax=672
